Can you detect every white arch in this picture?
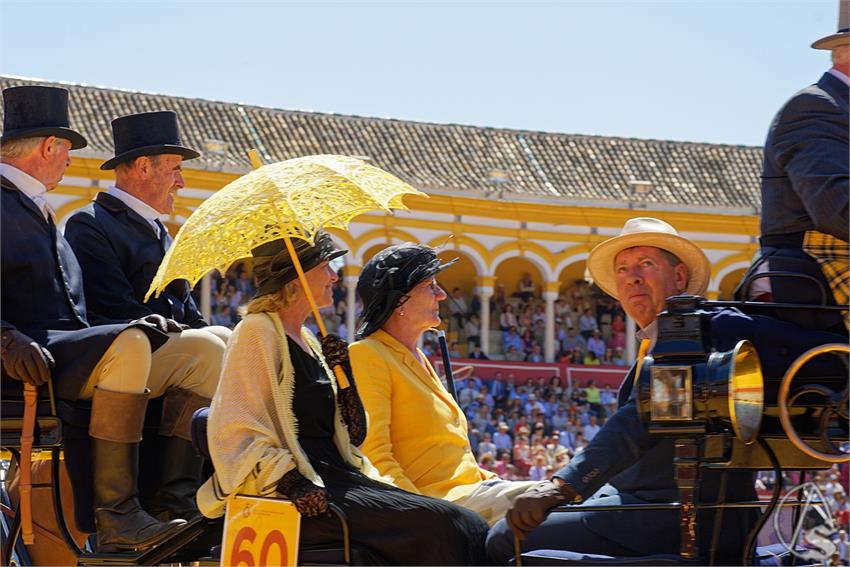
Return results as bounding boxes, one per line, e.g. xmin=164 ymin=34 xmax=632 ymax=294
xmin=709 ymin=260 xmax=752 ymax=291
xmin=489 ymin=249 xmax=554 ymax=281
xmin=553 ymin=252 xmax=590 ymax=279
xmin=441 ymin=243 xmax=487 ymax=275
xmin=350 ymin=236 xmax=398 ymax=265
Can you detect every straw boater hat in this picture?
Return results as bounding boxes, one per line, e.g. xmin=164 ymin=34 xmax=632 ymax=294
xmin=812 ymin=0 xmax=849 ymax=50
xmin=587 ymin=217 xmax=710 ymax=299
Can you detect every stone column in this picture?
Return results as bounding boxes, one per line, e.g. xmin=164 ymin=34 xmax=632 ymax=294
xmin=543 ymin=281 xmax=560 ymax=362
xmin=626 ymin=314 xmax=637 ymax=362
xmin=343 ymin=265 xmax=361 ymax=343
xmin=475 ymin=276 xmax=496 ymax=355
xmin=200 ymin=272 xmax=212 ymax=322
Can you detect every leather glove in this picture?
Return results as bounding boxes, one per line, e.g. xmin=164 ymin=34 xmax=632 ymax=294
xmin=131 ymin=314 xmax=183 ymax=333
xmin=506 ymin=480 xmax=579 ymax=539
xmin=319 ymin=333 xmax=353 ymax=383
xmin=277 ymin=469 xmax=329 ymax=517
xmin=0 ymin=328 xmax=54 ymax=386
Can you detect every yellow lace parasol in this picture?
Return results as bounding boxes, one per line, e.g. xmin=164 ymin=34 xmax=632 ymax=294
xmin=147 ymin=153 xmax=424 ymax=303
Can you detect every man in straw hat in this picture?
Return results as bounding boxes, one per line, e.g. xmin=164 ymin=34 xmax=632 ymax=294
xmin=487 ymin=218 xmax=759 ymax=563
xmin=65 ymin=111 xmax=232 ymax=524
xmin=739 ymin=0 xmax=848 ymax=332
xmin=0 ymin=86 xmax=220 ymax=552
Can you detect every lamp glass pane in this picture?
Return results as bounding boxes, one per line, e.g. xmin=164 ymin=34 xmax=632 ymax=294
xmin=650 ymin=366 xmax=693 ymax=420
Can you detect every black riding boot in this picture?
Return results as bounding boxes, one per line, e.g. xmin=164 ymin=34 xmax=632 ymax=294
xmin=148 ymin=388 xmax=211 ymax=522
xmin=90 ymin=387 xmax=186 ymax=553
xmin=148 ymin=437 xmax=204 ymax=521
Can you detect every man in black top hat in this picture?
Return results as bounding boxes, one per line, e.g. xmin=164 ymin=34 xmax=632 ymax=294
xmin=739 ymin=0 xmax=849 ymax=332
xmin=65 ymin=110 xmax=229 ymax=524
xmin=0 ymin=86 xmax=213 ymax=552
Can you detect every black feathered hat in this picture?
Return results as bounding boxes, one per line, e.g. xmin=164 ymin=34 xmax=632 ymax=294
xmin=251 ymin=231 xmax=347 ymax=298
xmin=356 ymin=243 xmax=458 ymax=339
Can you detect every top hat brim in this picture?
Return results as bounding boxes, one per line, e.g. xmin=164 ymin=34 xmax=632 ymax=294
xmin=812 ymin=31 xmax=849 ymax=49
xmin=100 ymin=144 xmax=201 ymax=170
xmin=587 ymin=231 xmax=710 ymax=299
xmin=1 ymin=126 xmax=88 ymax=150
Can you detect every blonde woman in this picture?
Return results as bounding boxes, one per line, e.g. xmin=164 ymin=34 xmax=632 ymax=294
xmin=198 ymin=232 xmax=488 ymax=565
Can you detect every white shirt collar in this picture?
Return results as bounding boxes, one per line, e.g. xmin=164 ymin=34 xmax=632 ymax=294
xmin=0 ymin=163 xmax=47 ymax=199
xmin=635 ymin=319 xmax=659 ymax=352
xmin=828 ymin=68 xmax=850 ymax=87
xmin=107 ymin=185 xmax=164 ymax=236
xmin=0 ymin=163 xmax=52 ymax=220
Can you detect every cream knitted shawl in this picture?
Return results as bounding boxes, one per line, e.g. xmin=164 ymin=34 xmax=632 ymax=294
xmin=197 ymin=312 xmax=387 ymax=518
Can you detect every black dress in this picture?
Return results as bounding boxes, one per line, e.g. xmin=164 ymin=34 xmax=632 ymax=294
xmin=288 ymin=337 xmax=488 ymax=566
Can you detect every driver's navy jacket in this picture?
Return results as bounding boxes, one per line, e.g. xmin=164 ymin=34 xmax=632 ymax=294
xmin=553 ymin=308 xmax=844 ymax=557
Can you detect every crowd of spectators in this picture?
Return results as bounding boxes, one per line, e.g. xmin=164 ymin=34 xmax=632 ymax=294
xmin=442 ymin=275 xmax=630 ymax=365
xmin=451 ymin=372 xmax=618 ymax=483
xmin=208 ymin=266 xmax=628 ymax=367
xmin=207 ymin=263 xmax=352 ymax=337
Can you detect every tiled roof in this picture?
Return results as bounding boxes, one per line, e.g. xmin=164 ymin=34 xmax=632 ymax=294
xmin=0 ymin=75 xmax=763 ymax=211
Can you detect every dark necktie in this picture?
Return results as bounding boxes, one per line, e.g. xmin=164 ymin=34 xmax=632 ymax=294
xmin=154 ymin=219 xmax=169 ymax=252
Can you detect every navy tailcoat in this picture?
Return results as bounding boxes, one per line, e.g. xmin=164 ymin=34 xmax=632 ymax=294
xmin=0 ymin=177 xmax=166 ymax=400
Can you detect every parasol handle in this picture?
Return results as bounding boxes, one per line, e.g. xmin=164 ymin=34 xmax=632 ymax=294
xmin=282 ymin=237 xmax=350 ymax=389
xmin=247 ymin=149 xmax=350 ymax=390
xmin=21 ymin=383 xmax=37 ymax=545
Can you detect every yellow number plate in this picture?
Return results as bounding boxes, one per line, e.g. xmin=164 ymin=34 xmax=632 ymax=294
xmin=221 ymin=496 xmax=301 ymax=566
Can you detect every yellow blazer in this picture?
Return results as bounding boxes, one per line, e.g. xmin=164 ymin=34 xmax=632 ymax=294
xmin=350 ymin=330 xmax=494 ymax=502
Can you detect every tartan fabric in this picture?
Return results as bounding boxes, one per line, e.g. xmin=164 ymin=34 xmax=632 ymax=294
xmin=803 ymin=230 xmax=849 ymax=308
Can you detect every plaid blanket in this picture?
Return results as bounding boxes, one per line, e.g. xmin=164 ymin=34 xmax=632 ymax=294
xmin=803 ymin=230 xmax=849 ymax=311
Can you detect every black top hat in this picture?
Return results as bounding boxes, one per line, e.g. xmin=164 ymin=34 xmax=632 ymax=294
xmin=251 ymin=231 xmax=348 ymax=298
xmin=2 ymin=86 xmax=88 ymax=149
xmin=101 ymin=111 xmax=201 ymax=170
xmin=356 ymin=243 xmax=458 ymax=339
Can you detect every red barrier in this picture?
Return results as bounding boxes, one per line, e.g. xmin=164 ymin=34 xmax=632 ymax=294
xmin=429 ymin=357 xmax=630 ymax=391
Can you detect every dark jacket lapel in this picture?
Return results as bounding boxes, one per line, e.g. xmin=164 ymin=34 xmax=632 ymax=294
xmin=819 ymin=71 xmax=849 ymax=108
xmin=94 ymin=192 xmax=160 ymax=239
xmin=1 ymin=176 xmax=51 ymax=226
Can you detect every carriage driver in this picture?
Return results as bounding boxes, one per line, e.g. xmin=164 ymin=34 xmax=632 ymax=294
xmin=0 ymin=85 xmax=225 ymax=553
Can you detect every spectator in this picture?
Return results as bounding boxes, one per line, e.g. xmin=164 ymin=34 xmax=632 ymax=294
xmin=503 ymin=327 xmax=524 ymax=354
xmin=212 ymin=305 xmax=234 ymax=326
xmin=578 ymin=308 xmax=598 ymax=339
xmin=499 ymin=304 xmax=518 ymax=331
xmin=478 ymin=432 xmax=497 ymax=458
xmin=582 ymin=351 xmax=601 ymax=365
xmin=448 ymin=341 xmax=463 ymax=358
xmin=584 ymin=415 xmax=601 ymax=442
xmin=561 ymin=328 xmax=587 ymax=357
xmin=528 ymin=454 xmax=549 ymax=481
xmin=493 ymin=422 xmax=513 ymax=452
xmin=479 ymin=452 xmax=496 ymax=473
xmin=587 ymin=330 xmax=606 ymax=359
xmin=505 ymin=345 xmax=525 ymax=361
xmin=464 ymin=313 xmax=481 ymax=346
xmin=526 ymin=344 xmax=544 ymax=363
xmin=610 ymin=313 xmax=627 ymax=349
xmin=613 ymin=347 xmax=628 ymax=366
xmin=448 ymin=287 xmax=468 ymax=329
xmin=469 ymin=344 xmax=489 ymax=360
xmin=517 ymin=272 xmax=536 ymax=302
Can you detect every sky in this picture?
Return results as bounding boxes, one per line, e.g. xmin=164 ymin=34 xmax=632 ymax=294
xmin=0 ymin=0 xmax=840 ymax=146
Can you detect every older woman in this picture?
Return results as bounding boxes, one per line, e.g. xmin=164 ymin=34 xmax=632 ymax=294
xmin=349 ymin=243 xmax=539 ymax=526
xmin=197 ymin=233 xmax=487 ymax=565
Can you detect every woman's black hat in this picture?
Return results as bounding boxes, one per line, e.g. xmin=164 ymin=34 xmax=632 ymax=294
xmin=101 ymin=111 xmax=201 ymax=170
xmin=2 ymin=86 xmax=87 ymax=149
xmin=356 ymin=243 xmax=458 ymax=339
xmin=251 ymin=231 xmax=347 ymax=298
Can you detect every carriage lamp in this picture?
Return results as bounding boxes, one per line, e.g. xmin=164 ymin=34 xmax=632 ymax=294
xmin=635 ymin=296 xmax=765 ymax=444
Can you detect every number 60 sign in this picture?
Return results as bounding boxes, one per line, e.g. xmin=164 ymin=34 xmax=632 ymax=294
xmin=221 ymin=496 xmax=301 ymax=566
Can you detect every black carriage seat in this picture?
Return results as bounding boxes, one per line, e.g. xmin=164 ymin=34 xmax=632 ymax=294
xmin=516 ymin=543 xmax=812 ymax=566
xmin=191 ymin=407 xmax=382 ymax=566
